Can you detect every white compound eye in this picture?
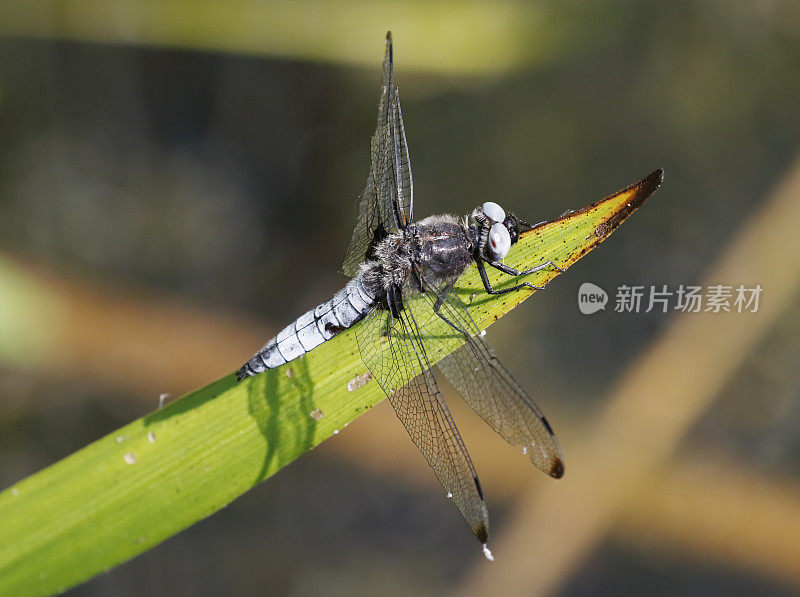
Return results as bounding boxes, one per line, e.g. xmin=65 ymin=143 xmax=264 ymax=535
xmin=487 ymin=222 xmax=511 ymax=260
xmin=481 ymin=201 xmax=506 ymax=223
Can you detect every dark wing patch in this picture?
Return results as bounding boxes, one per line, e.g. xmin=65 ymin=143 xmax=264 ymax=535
xmin=342 ymin=32 xmax=414 ymax=277
xmin=355 ymin=303 xmax=489 ymax=542
xmin=421 ymin=283 xmax=565 ymax=479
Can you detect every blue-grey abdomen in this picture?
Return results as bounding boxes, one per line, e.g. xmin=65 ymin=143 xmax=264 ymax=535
xmin=237 ymin=274 xmax=376 ymax=379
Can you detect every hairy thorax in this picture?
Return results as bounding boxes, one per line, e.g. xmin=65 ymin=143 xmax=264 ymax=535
xmin=361 ymin=214 xmax=473 ymax=297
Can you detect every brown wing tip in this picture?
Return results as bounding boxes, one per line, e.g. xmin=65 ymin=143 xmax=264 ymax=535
xmin=474 ymin=523 xmax=489 ymax=544
xmin=386 ymin=31 xmax=392 ymax=42
xmin=549 ymin=457 xmax=565 ymax=479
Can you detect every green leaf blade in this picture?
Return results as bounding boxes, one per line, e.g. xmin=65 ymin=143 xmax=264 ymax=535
xmin=0 ymin=170 xmax=662 ymax=595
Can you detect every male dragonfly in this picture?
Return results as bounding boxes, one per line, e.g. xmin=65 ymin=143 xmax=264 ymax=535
xmin=238 ymin=32 xmax=662 ymax=552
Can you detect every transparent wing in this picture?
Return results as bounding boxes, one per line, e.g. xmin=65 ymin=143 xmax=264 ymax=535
xmin=342 ymin=31 xmax=414 ymax=277
xmin=356 ymin=304 xmax=489 ymax=543
xmin=420 ymin=280 xmax=565 ymax=479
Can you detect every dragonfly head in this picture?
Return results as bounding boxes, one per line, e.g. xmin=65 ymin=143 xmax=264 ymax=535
xmin=476 ymin=202 xmax=511 ymax=261
xmin=502 ymin=211 xmax=534 ymax=245
xmin=475 ymin=202 xmax=532 ymax=261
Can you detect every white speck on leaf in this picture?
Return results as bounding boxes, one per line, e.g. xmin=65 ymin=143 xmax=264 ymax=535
xmin=310 ymin=409 xmax=324 ymax=420
xmin=286 ymin=368 xmax=294 ymax=378
xmin=333 ymin=429 xmax=339 ymax=435
xmin=11 ymin=487 xmax=18 ymax=496
xmin=115 ymin=436 xmax=125 ymax=443
xmin=147 ymin=432 xmax=156 ymax=443
xmin=348 ymin=371 xmax=373 ymax=391
xmin=124 ymin=453 xmax=136 ymax=465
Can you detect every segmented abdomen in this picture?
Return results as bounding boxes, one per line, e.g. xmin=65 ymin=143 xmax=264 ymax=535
xmin=236 ymin=274 xmax=376 ymax=379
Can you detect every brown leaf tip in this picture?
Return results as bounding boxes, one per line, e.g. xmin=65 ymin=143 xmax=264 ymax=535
xmin=635 ymin=168 xmax=665 ymax=207
xmin=624 ymin=168 xmax=664 ymax=212
xmin=522 ymin=168 xmax=665 ymax=242
xmin=596 ymin=168 xmax=665 ymax=237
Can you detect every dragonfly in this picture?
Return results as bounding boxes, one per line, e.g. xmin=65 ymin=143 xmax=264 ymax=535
xmin=238 ymin=32 xmax=661 ymax=552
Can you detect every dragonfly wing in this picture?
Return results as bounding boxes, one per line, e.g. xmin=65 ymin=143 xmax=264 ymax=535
xmin=422 ymin=284 xmax=565 ymax=479
xmin=355 ymin=304 xmax=489 ymax=543
xmin=342 ymin=32 xmax=413 ymax=277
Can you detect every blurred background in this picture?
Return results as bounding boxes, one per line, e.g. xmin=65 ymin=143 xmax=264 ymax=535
xmin=1 ymin=1 xmax=800 ymax=595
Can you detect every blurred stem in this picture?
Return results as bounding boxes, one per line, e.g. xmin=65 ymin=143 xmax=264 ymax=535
xmin=0 ymin=0 xmax=624 ymax=76
xmin=619 ymin=456 xmax=800 ymax=589
xmin=0 ymin=257 xmax=64 ymax=368
xmin=0 ymin=255 xmax=269 ymax=400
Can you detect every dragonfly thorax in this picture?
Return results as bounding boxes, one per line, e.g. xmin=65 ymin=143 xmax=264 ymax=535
xmin=412 ymin=215 xmax=473 ymax=288
xmin=361 ymin=214 xmax=473 ymax=296
xmin=363 ymin=231 xmax=414 ymax=294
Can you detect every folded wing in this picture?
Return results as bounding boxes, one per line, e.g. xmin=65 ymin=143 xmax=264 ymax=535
xmin=342 ymin=31 xmax=413 ymax=276
xmin=355 ymin=304 xmax=489 ymax=543
xmin=424 ymin=286 xmax=565 ymax=479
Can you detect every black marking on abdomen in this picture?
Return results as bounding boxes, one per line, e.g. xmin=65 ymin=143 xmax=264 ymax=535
xmin=325 ymin=322 xmax=345 ymax=335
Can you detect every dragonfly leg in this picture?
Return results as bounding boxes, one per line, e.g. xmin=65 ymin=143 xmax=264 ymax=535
xmin=477 ymin=258 xmax=543 ymax=294
xmin=432 ymin=286 xmax=470 ymax=338
xmin=431 ymin=285 xmax=482 ymax=361
xmin=388 ymin=283 xmax=404 ymax=318
xmin=487 ymin=259 xmax=565 ymax=277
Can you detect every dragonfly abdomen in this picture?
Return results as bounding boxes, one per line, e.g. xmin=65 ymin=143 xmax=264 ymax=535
xmin=236 ymin=274 xmax=377 ymax=380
